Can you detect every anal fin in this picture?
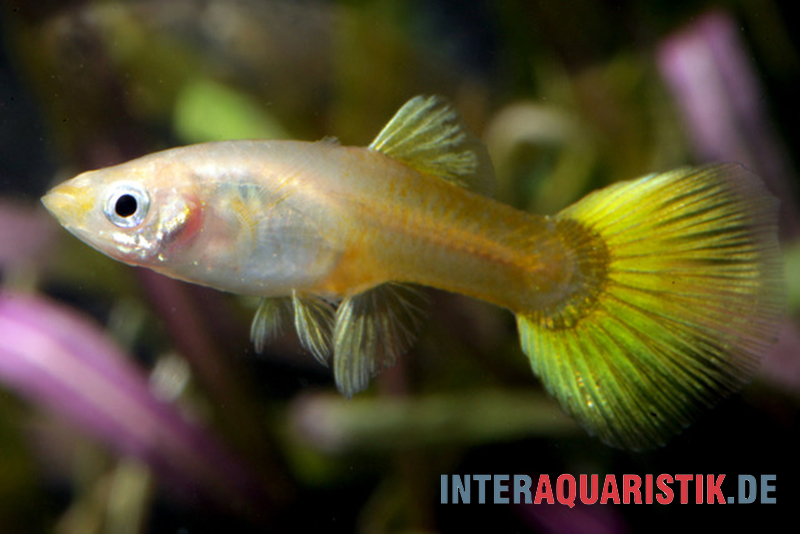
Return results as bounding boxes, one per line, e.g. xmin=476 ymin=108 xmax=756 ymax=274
xmin=333 ymin=283 xmax=429 ymax=398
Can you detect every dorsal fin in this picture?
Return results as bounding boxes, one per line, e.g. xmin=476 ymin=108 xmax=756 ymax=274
xmin=369 ymin=95 xmax=496 ymax=197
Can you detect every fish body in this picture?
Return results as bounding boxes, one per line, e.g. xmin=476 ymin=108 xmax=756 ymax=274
xmin=44 ymin=139 xmax=573 ymax=310
xmin=43 ymin=96 xmax=783 ymax=449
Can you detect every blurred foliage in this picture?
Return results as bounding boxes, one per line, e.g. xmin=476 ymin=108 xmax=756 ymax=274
xmin=1 ymin=0 xmax=799 ymax=532
xmin=174 ymin=79 xmax=289 ymax=142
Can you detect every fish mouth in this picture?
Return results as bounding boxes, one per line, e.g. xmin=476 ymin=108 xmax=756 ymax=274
xmin=41 ymin=182 xmax=95 ymax=228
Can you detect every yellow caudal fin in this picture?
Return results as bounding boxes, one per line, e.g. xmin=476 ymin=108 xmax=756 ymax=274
xmin=517 ymin=164 xmax=783 ymax=450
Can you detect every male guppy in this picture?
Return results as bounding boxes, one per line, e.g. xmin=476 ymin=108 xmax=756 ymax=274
xmin=42 ymin=96 xmax=782 ymax=449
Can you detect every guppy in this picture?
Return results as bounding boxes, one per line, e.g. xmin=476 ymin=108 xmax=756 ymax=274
xmin=42 ymin=96 xmax=782 ymax=449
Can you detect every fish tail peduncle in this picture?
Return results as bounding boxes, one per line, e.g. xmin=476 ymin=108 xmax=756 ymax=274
xmin=515 ymin=163 xmax=783 ymax=449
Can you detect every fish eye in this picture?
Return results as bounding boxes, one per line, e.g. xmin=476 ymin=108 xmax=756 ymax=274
xmin=104 ymin=183 xmax=150 ymax=228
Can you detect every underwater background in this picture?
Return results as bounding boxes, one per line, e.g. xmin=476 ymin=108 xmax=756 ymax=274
xmin=1 ymin=0 xmax=799 ymax=532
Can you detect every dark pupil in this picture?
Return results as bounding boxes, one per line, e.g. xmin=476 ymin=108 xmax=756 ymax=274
xmin=115 ymin=194 xmax=138 ymax=217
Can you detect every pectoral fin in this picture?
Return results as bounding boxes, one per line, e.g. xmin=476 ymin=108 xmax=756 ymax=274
xmin=333 ymin=283 xmax=429 ymax=398
xmin=250 ymin=296 xmax=294 ymax=353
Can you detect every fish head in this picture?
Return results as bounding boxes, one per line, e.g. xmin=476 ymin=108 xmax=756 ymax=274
xmin=42 ymin=156 xmax=201 ymax=267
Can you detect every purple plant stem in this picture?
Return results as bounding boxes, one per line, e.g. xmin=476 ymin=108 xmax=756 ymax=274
xmin=657 ymin=10 xmax=799 ymax=238
xmin=0 ymin=291 xmax=269 ymax=517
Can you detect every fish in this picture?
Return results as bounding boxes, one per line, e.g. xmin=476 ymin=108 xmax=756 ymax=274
xmin=42 ymin=95 xmax=783 ymax=449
